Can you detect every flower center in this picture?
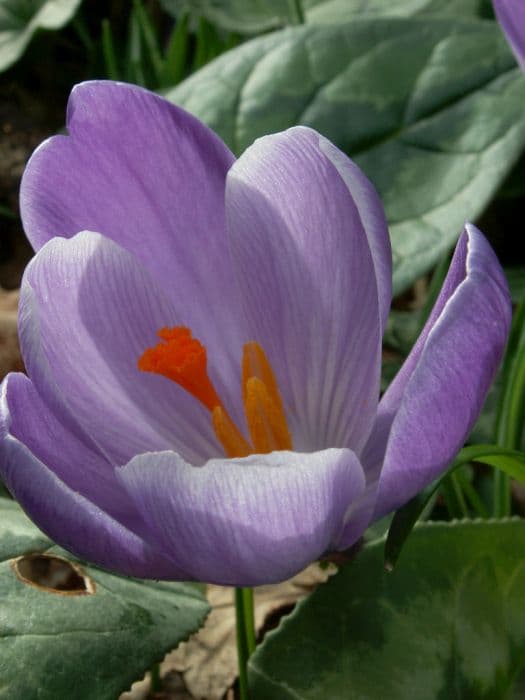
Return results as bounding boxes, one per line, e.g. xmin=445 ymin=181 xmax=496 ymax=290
xmin=138 ymin=327 xmax=292 ymax=458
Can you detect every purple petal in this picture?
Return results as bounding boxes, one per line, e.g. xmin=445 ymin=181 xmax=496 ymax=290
xmin=317 ymin=135 xmax=392 ymax=333
xmin=226 ymin=127 xmax=382 ymax=454
xmin=0 ymin=376 xmax=186 ymax=579
xmin=1 ymin=372 xmax=129 ymax=520
xmin=372 ymin=224 xmax=511 ymax=518
xmin=361 ymin=226 xmax=471 ymax=483
xmin=494 ymin=0 xmax=525 ymax=72
xmin=20 ymin=80 xmax=246 ymax=417
xmin=20 ymin=231 xmax=220 ymax=467
xmin=334 ymin=479 xmax=380 ymax=551
xmin=117 ymin=448 xmax=366 ymax=586
xmin=377 ymin=226 xmax=470 ymax=424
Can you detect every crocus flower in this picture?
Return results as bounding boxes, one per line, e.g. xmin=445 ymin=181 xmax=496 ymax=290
xmin=494 ymin=0 xmax=525 ymax=71
xmin=0 ymin=82 xmax=510 ymax=586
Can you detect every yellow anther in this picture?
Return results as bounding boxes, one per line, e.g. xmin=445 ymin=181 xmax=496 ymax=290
xmin=244 ymin=376 xmax=292 ymax=454
xmin=242 ymin=342 xmax=287 ymax=417
xmin=139 ymin=330 xmax=292 ymax=458
xmin=212 ymin=406 xmax=252 ymax=458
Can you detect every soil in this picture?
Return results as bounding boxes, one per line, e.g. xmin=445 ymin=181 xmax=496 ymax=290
xmin=0 ymin=78 xmax=67 ymax=288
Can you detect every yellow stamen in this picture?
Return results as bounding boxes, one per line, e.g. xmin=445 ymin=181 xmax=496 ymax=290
xmin=242 ymin=342 xmax=292 ymax=453
xmin=244 ymin=376 xmax=292 ymax=453
xmin=139 ymin=329 xmax=292 ymax=458
xmin=212 ymin=406 xmax=251 ymax=458
xmin=242 ymin=342 xmax=286 ymax=418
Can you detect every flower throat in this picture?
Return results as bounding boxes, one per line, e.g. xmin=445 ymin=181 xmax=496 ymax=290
xmin=138 ymin=327 xmax=292 ymax=458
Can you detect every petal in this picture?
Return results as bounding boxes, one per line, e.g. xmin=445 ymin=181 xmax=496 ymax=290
xmin=20 ymin=80 xmax=246 ymax=413
xmin=494 ymin=0 xmax=525 ymax=72
xmin=372 ymin=224 xmax=511 ymax=518
xmin=20 ymin=231 xmax=220 ymax=467
xmin=376 ymin=224 xmax=470 ymax=424
xmin=117 ymin=448 xmax=366 ymax=586
xmin=334 ymin=479 xmax=379 ymax=551
xmin=361 ymin=224 xmax=472 ymax=483
xmin=0 ymin=377 xmax=186 ymax=579
xmin=317 ymin=135 xmax=392 ymax=333
xmin=226 ymin=126 xmax=382 ymax=454
xmin=1 ymin=372 xmax=130 ymax=520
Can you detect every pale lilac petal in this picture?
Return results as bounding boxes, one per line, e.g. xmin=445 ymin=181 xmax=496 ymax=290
xmin=0 ymin=377 xmax=186 ymax=579
xmin=226 ymin=127 xmax=382 ymax=454
xmin=117 ymin=448 xmax=366 ymax=586
xmin=494 ymin=0 xmax=525 ymax=72
xmin=1 ymin=372 xmax=132 ymax=520
xmin=376 ymin=225 xmax=470 ymax=425
xmin=318 ymin=136 xmax=392 ymax=333
xmin=360 ymin=226 xmax=471 ymax=484
xmin=372 ymin=224 xmax=511 ymax=518
xmin=334 ymin=480 xmax=379 ymax=550
xmin=19 ymin=231 xmax=221 ymax=467
xmin=20 ymin=80 xmax=246 ymax=417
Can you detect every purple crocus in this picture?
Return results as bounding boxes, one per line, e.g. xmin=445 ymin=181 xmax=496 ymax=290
xmin=0 ymin=82 xmax=511 ymax=585
xmin=494 ymin=0 xmax=525 ymax=71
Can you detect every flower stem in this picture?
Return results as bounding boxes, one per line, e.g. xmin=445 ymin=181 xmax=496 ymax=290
xmin=242 ymin=587 xmax=256 ymax=654
xmin=150 ymin=662 xmax=161 ymax=692
xmin=235 ymin=587 xmax=256 ymax=699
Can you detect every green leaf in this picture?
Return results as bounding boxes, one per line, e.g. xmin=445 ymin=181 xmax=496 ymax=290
xmin=133 ymin=0 xmax=164 ymax=85
xmin=250 ymin=520 xmax=525 ymax=699
xmin=0 ymin=500 xmax=209 ymax=699
xmin=0 ymin=0 xmax=82 ymax=72
xmin=0 ymin=499 xmax=50 ymax=560
xmin=461 ymin=445 xmax=525 ymax=483
xmin=160 ymin=0 xmax=491 ymax=35
xmin=159 ymin=0 xmax=301 ymax=34
xmin=167 ymin=18 xmax=525 ymax=294
xmin=384 ymin=445 xmax=525 ymax=569
xmin=496 ymin=297 xmax=525 ymax=452
xmin=305 ymin=0 xmax=493 ymax=24
xmin=101 ymin=18 xmax=120 ymax=81
xmin=161 ymin=10 xmax=190 ymax=86
xmin=493 ymin=294 xmax=525 ymax=515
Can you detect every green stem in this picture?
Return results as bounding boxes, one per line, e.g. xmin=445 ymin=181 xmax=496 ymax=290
xmin=449 ymin=472 xmax=469 ymax=517
xmin=161 ymin=11 xmax=189 ymax=86
xmin=242 ymin=587 xmax=256 ymax=655
xmin=235 ymin=587 xmax=255 ymax=699
xmin=101 ymin=19 xmax=120 ymax=81
xmin=150 ymin=662 xmax=161 ymax=692
xmin=455 ymin=469 xmax=489 ymax=518
xmin=440 ymin=472 xmax=468 ymax=519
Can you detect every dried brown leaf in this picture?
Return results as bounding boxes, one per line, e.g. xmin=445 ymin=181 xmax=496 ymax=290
xmin=166 ymin=563 xmax=334 ymax=700
xmin=120 ymin=563 xmax=334 ymax=700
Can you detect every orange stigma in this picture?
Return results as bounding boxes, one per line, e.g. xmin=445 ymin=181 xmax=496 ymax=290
xmin=139 ymin=326 xmax=292 ymax=458
xmin=138 ymin=327 xmax=221 ymax=411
